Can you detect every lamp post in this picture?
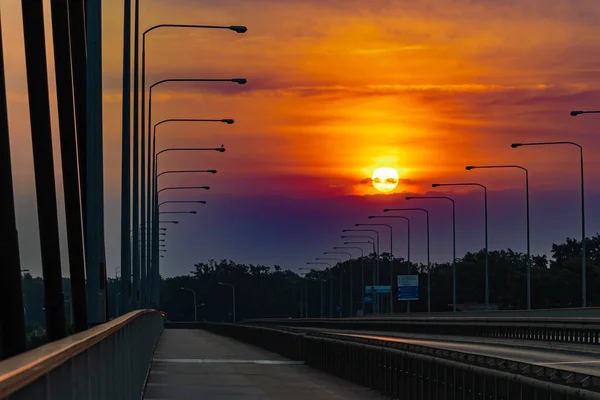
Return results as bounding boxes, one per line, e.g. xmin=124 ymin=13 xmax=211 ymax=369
xmin=324 ymin=252 xmax=352 ymax=316
xmin=316 ymin=257 xmax=342 ymax=317
xmin=384 ymin=208 xmax=431 ymax=313
xmin=145 ymin=83 xmax=241 ymax=282
xmin=368 ymin=215 xmax=411 ymax=313
xmin=512 ymin=141 xmax=586 ymax=307
xmin=333 ymin=246 xmax=364 ymax=317
xmin=406 ymin=196 xmax=456 ymax=312
xmin=147 ymin=117 xmax=231 ymax=303
xmin=150 ymin=146 xmax=224 ymax=307
xmin=466 ymin=164 xmax=531 ymax=310
xmin=306 ymin=262 xmax=331 ymax=318
xmin=356 ymin=223 xmax=394 ymax=313
xmin=342 ymin=237 xmax=375 ymax=314
xmin=343 ymin=229 xmax=380 ymax=313
xmin=139 ymin=20 xmax=245 ymax=301
xmin=218 ymin=282 xmax=236 ymax=322
xmin=157 ymin=200 xmax=207 ymax=207
xmin=298 ymin=269 xmax=310 ymax=317
xmin=180 ymin=286 xmax=197 ymax=322
xmin=431 ymin=183 xmax=489 ymax=310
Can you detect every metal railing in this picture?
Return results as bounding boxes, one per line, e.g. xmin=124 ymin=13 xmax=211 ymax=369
xmin=193 ymin=322 xmax=600 ymax=399
xmin=244 ymin=316 xmax=600 ymax=345
xmin=0 ymin=310 xmax=163 ymax=399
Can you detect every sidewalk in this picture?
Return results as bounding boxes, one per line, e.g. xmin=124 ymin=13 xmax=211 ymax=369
xmin=144 ymin=329 xmax=385 ymax=399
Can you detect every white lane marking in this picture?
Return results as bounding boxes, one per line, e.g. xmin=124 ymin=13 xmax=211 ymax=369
xmin=536 ymin=360 xmax=600 ymax=366
xmin=153 ymin=358 xmax=304 ymax=365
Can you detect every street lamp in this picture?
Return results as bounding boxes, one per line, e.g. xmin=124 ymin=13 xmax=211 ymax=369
xmin=368 ymin=215 xmax=412 ymax=313
xmin=343 ymin=228 xmax=381 ymax=312
xmin=316 ymin=257 xmax=344 ymax=317
xmin=466 ymin=164 xmax=531 ymax=310
xmin=157 ymin=200 xmax=207 ymax=207
xmin=511 ymin=141 xmax=586 ymax=307
xmin=333 ymin=246 xmax=364 ymax=316
xmin=180 ymin=286 xmax=197 ymax=322
xmin=570 ymin=110 xmax=600 ymax=116
xmin=356 ymin=223 xmax=394 ymax=313
xmin=432 ymin=183 xmax=489 ymax=310
xmin=325 ymin=251 xmax=353 ymax=316
xmin=157 ymin=169 xmax=217 ymax=178
xmin=306 ymin=262 xmax=332 ymax=318
xmin=157 ymin=186 xmax=210 ymax=195
xmin=406 ymin=196 xmax=456 ymax=312
xmin=218 ymin=282 xmax=236 ymax=322
xmin=384 ymin=208 xmax=431 ymax=313
xmin=158 ymin=211 xmax=197 ymax=215
xmin=159 ymin=220 xmax=179 ymax=224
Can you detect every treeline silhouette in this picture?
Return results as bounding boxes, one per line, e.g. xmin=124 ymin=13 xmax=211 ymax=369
xmin=20 ymin=235 xmax=600 ymax=344
xmin=159 ymin=234 xmax=600 ymax=322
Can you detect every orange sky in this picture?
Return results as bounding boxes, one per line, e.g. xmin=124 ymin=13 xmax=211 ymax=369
xmin=5 ymin=0 xmax=600 ymax=200
xmin=3 ymin=0 xmax=600 ymax=274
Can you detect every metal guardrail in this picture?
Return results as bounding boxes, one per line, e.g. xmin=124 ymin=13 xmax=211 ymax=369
xmin=243 ymin=316 xmax=600 ymax=345
xmin=196 ymin=322 xmax=600 ymax=399
xmin=0 ymin=310 xmax=163 ymax=400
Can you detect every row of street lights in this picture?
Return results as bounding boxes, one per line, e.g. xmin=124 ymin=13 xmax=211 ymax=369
xmin=118 ymin=3 xmax=248 ymax=315
xmin=180 ymin=283 xmax=235 ymax=322
xmin=303 ymin=110 xmax=590 ymax=315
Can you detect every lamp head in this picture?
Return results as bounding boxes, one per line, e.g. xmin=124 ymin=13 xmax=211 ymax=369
xmin=383 ymin=209 xmax=390 ymax=212
xmin=368 ymin=216 xmax=375 ymax=219
xmin=465 ymin=166 xmax=475 ymax=170
xmin=405 ymin=196 xmax=414 ymax=200
xmin=511 ymin=143 xmax=522 ymax=148
xmin=201 ymin=186 xmax=210 ymax=190
xmin=221 ymin=119 xmax=235 ymax=124
xmin=354 ymin=224 xmax=361 ymax=227
xmin=208 ymin=170 xmax=217 ymax=174
xmin=342 ymin=229 xmax=349 ymax=232
xmin=570 ymin=110 xmax=583 ymax=116
xmin=216 ymin=147 xmax=226 ymax=153
xmin=232 ymin=78 xmax=247 ymax=84
xmin=199 ymin=201 xmax=207 ymax=204
xmin=190 ymin=211 xmax=197 ymax=214
xmin=229 ymin=25 xmax=247 ymax=33
xmin=431 ymin=183 xmax=440 ymax=187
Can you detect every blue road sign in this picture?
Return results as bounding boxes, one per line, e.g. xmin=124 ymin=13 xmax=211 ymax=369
xmin=397 ymin=275 xmax=419 ymax=300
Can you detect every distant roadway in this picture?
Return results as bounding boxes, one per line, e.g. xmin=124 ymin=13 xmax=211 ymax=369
xmin=292 ymin=327 xmax=600 ymax=377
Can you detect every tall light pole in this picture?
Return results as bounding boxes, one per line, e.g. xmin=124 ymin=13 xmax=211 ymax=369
xmin=298 ymin=268 xmax=312 ymax=318
xmin=218 ymin=282 xmax=236 ymax=322
xmin=384 ymin=208 xmax=431 ymax=313
xmin=139 ymin=20 xmax=245 ymax=306
xmin=334 ymin=246 xmax=364 ymax=317
xmin=316 ymin=257 xmax=342 ymax=317
xmin=467 ymin=164 xmax=531 ymax=310
xmin=512 ymin=141 xmax=586 ymax=307
xmin=369 ymin=215 xmax=411 ymax=313
xmin=342 ymin=237 xmax=375 ymax=314
xmin=356 ymin=223 xmax=394 ymax=313
xmin=151 ymin=146 xmax=224 ymax=308
xmin=146 ymin=82 xmax=242 ymax=284
xmin=180 ymin=287 xmax=197 ymax=322
xmin=324 ymin=252 xmax=352 ymax=316
xmin=306 ymin=262 xmax=331 ymax=318
xmin=406 ymin=196 xmax=456 ymax=312
xmin=343 ymin=229 xmax=380 ymax=312
xmin=432 ymin=182 xmax=489 ymax=310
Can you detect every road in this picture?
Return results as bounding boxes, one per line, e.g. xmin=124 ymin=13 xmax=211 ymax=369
xmin=293 ymin=327 xmax=600 ymax=377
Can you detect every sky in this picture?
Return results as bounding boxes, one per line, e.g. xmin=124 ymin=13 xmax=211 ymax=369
xmin=3 ymin=0 xmax=600 ymax=278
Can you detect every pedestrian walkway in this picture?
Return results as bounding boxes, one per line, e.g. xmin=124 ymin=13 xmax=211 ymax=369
xmin=144 ymin=329 xmax=385 ymax=399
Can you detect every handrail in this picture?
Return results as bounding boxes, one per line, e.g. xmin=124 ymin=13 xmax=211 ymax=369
xmin=0 ymin=309 xmax=155 ymax=398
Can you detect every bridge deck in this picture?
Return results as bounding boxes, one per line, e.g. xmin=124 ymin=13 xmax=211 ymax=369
xmin=144 ymin=329 xmax=385 ymax=399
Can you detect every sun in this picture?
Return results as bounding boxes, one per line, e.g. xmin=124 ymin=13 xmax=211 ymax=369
xmin=372 ymin=167 xmax=399 ymax=193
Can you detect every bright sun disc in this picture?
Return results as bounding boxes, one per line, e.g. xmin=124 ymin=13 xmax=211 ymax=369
xmin=372 ymin=167 xmax=399 ymax=193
